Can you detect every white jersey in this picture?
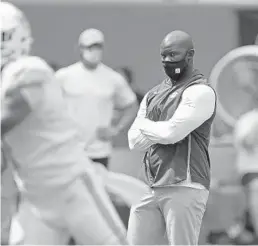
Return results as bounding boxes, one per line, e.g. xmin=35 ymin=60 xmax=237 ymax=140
xmin=1 ymin=56 xmax=90 ymax=194
xmin=56 ymin=62 xmax=136 ymax=158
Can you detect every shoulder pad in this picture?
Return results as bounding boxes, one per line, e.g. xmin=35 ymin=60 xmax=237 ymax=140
xmin=2 ymin=56 xmax=54 ymax=97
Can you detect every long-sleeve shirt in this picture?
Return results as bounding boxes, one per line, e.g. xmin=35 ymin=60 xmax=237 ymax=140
xmin=128 ymin=83 xmax=216 ymax=189
xmin=128 ymin=84 xmax=216 ymax=150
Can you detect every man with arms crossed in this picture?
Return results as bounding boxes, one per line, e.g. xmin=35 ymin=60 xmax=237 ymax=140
xmin=128 ymin=30 xmax=216 ymax=245
xmin=233 ymin=36 xmax=258 ymax=242
xmin=1 ymin=3 xmax=127 ymax=245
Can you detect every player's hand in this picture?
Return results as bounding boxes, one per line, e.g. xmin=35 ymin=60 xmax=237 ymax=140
xmin=97 ymin=127 xmax=119 ymax=141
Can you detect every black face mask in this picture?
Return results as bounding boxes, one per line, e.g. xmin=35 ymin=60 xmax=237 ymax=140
xmin=162 ymin=56 xmax=188 ymax=81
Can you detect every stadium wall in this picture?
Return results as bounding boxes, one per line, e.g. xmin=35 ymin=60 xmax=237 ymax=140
xmin=11 ymin=3 xmax=238 ymax=92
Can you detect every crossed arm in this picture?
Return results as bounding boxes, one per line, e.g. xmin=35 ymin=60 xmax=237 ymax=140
xmin=1 ymin=69 xmax=45 ymax=137
xmin=128 ymin=84 xmax=216 ymax=151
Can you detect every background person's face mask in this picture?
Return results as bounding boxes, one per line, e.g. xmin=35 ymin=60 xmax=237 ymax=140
xmin=80 ymin=45 xmax=103 ymax=69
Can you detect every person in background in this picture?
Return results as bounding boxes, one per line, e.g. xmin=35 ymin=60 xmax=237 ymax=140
xmin=206 ymin=34 xmax=258 ymax=246
xmin=56 ymin=29 xmax=138 ymax=234
xmin=127 ymin=30 xmax=216 ymax=245
xmin=234 ymin=109 xmax=258 ymax=243
xmin=232 ymin=35 xmax=258 ymax=243
xmin=56 ymin=28 xmax=138 ymax=169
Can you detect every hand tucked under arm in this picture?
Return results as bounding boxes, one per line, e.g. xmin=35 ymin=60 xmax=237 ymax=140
xmin=128 ymin=94 xmax=154 ymax=151
xmin=128 ymin=118 xmax=154 ymax=151
xmin=138 ymin=84 xmax=216 ymax=145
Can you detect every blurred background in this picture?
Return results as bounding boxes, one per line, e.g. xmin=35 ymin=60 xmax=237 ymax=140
xmin=6 ymin=0 xmax=258 ymax=244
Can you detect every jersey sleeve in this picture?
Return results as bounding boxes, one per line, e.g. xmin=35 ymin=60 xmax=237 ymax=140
xmin=1 ymin=82 xmax=32 ymax=136
xmin=1 ymin=57 xmax=54 ymax=135
xmin=2 ymin=57 xmax=54 ymax=109
xmin=113 ymin=73 xmax=137 ymax=109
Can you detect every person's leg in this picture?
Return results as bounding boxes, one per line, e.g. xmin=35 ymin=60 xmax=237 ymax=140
xmin=241 ymin=173 xmax=258 ymax=238
xmin=17 ymin=200 xmax=69 ymax=245
xmin=127 ymin=188 xmax=169 ymax=245
xmin=92 ymin=159 xmax=131 ymax=229
xmin=159 ymin=187 xmax=209 ymax=245
xmin=69 ymin=158 xmax=110 ymax=245
xmin=65 ymin=172 xmax=128 ymax=245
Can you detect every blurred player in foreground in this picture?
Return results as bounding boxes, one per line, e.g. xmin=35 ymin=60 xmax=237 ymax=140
xmin=1 ymin=2 xmax=127 ymax=244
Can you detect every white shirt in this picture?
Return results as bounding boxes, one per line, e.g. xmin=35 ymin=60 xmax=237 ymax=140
xmin=128 ymin=83 xmax=216 ymax=189
xmin=56 ymin=62 xmax=136 ymax=158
